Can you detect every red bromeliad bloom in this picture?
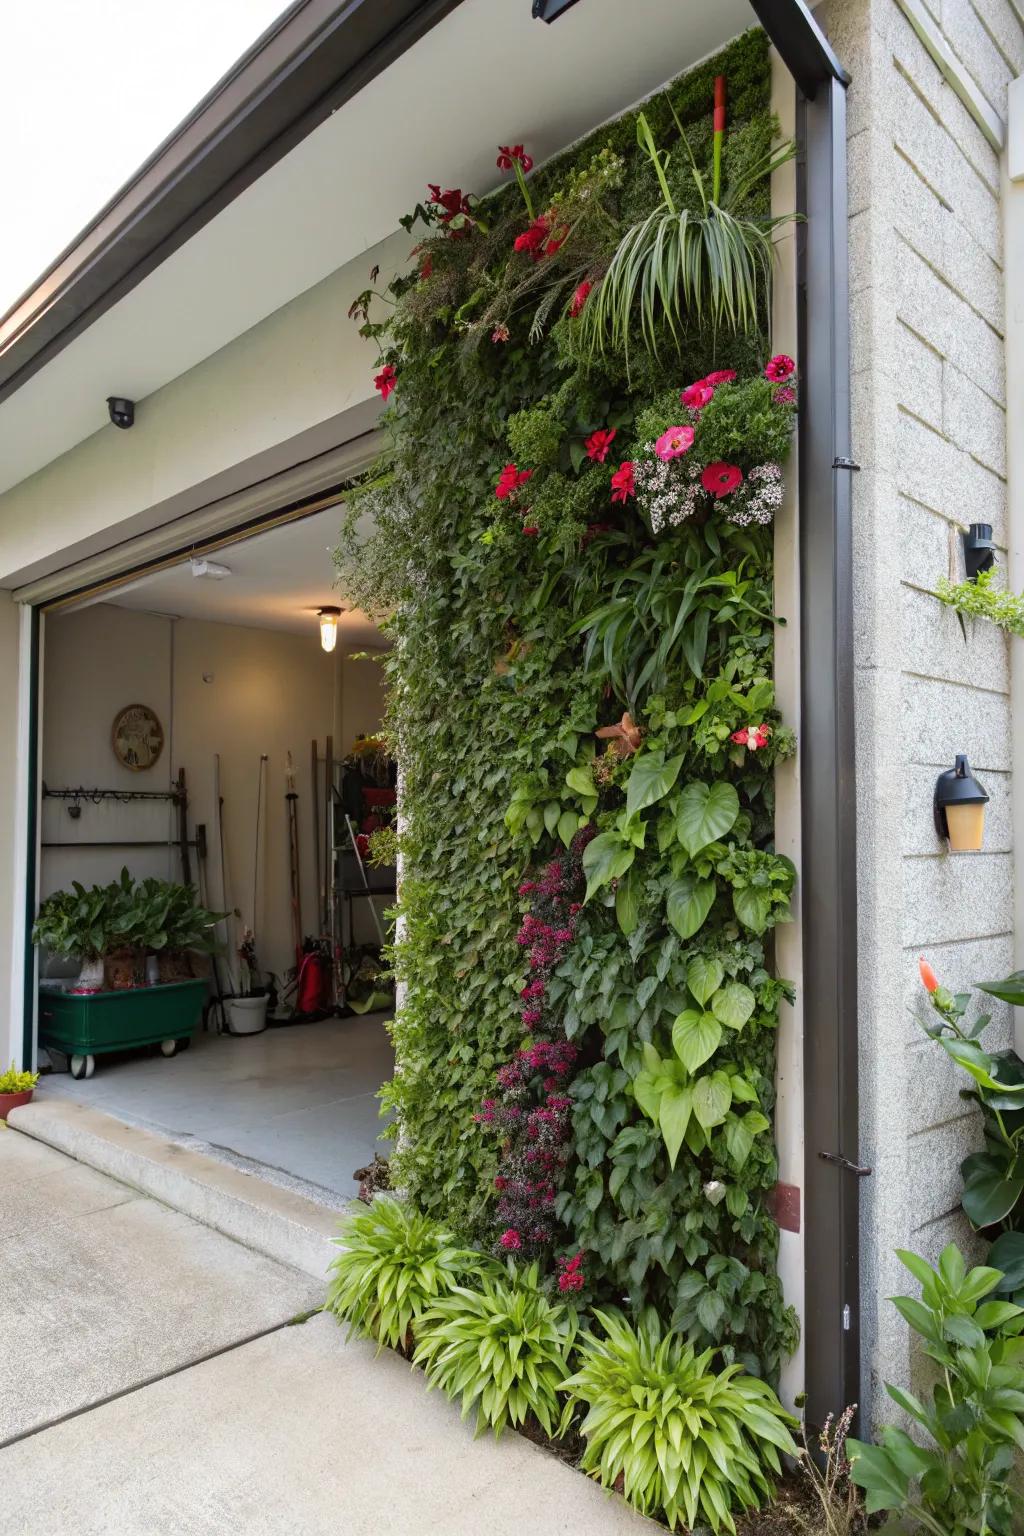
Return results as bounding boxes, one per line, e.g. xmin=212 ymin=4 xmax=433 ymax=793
xmin=765 ymin=353 xmax=796 ymax=382
xmin=919 ymin=957 xmax=939 ymax=994
xmin=702 ymin=461 xmax=743 ymax=497
xmin=705 ymin=369 xmax=737 ymax=386
xmin=569 ymin=280 xmax=592 ymax=317
xmin=495 ymin=463 xmax=534 ymax=500
xmin=497 ymin=144 xmax=533 ymax=172
xmin=610 ymin=461 xmax=635 ymax=503
xmin=731 ymin=724 xmax=771 ymax=751
xmin=585 ymin=428 xmax=617 ymax=463
xmin=374 ymin=364 xmax=396 ymax=402
xmin=681 ymin=380 xmax=714 ymax=410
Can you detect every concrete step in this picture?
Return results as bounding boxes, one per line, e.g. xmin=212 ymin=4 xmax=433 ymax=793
xmin=8 ymin=1099 xmax=344 ymax=1281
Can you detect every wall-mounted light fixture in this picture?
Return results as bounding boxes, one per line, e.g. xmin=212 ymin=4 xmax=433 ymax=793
xmin=934 ymin=754 xmax=989 ymax=852
xmin=318 ymin=607 xmax=341 ymax=653
xmin=532 ymin=0 xmax=583 ymax=19
xmin=962 ymin=523 xmax=996 ymax=582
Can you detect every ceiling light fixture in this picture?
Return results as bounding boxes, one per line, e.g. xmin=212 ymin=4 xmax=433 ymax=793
xmin=190 ymin=557 xmax=232 ymax=580
xmin=318 ymin=606 xmax=341 ymax=652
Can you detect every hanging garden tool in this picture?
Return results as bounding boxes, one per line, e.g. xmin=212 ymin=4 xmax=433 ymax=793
xmin=285 ymin=751 xmax=303 ymax=966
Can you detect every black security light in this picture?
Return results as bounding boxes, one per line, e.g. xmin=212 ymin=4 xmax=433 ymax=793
xmin=934 ymin=754 xmax=989 ymax=853
xmin=532 ymin=0 xmax=584 ymax=21
xmin=106 ymin=396 xmax=135 ymax=429
xmin=962 ymin=523 xmax=996 ymax=582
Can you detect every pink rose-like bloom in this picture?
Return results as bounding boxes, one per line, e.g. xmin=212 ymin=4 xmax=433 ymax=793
xmin=705 ymin=369 xmax=737 ymax=386
xmin=701 ymin=461 xmax=743 ymax=497
xmin=765 ymin=353 xmax=796 ymax=382
xmin=654 ymin=426 xmax=695 ymax=461
xmin=681 ymin=380 xmax=714 ymax=410
xmin=499 ymin=1228 xmax=523 ymax=1251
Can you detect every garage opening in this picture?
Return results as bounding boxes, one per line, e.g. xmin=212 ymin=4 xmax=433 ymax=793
xmin=32 ymin=503 xmax=395 ymax=1206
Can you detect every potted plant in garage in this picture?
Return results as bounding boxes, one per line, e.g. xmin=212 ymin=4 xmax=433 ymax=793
xmin=0 ymin=1061 xmax=39 ymax=1120
xmin=225 ymin=927 xmax=269 ymax=1035
xmin=141 ymin=879 xmax=224 ymax=982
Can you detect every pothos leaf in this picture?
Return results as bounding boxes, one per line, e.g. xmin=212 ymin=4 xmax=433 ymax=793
xmin=676 ymin=781 xmax=740 ymax=857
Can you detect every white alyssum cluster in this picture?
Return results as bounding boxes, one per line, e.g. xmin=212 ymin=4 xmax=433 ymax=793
xmin=633 ymin=445 xmax=702 ymax=534
xmin=725 ymin=462 xmax=783 ymax=527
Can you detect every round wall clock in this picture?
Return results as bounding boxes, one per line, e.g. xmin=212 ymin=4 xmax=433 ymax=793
xmin=111 ymin=703 xmax=164 ymax=772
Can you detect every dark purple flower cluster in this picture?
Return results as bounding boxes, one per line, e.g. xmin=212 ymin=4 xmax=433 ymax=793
xmin=478 ymin=827 xmax=594 ymax=1263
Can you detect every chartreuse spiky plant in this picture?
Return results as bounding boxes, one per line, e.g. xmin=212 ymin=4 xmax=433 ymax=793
xmin=413 ymin=1262 xmax=578 ymax=1438
xmin=559 ymin=1308 xmax=797 ymax=1533
xmin=325 ymin=1196 xmax=479 ymax=1353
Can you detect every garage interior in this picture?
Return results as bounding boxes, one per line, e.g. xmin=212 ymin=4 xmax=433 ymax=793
xmin=33 ymin=502 xmax=395 ymax=1205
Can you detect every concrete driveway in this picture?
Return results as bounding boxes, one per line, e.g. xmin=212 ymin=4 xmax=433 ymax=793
xmin=1 ymin=1126 xmax=649 ymax=1535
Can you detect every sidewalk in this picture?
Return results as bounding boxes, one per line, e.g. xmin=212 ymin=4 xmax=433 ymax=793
xmin=1 ymin=1128 xmax=649 ymax=1535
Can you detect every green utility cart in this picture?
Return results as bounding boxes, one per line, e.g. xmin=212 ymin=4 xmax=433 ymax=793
xmin=39 ymin=978 xmax=208 ymax=1080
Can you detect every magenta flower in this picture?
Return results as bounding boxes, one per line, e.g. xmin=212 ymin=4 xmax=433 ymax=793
xmin=654 ymin=426 xmax=695 ymax=461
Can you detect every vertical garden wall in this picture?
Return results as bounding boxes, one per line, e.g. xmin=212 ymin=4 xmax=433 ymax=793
xmin=339 ymin=29 xmax=799 ymax=1383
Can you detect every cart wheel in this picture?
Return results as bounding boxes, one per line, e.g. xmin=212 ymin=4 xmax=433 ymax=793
xmin=70 ymin=1054 xmax=95 ymax=1080
xmin=160 ymin=1038 xmax=180 ymax=1057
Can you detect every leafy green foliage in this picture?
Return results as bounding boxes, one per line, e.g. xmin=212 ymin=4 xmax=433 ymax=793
xmin=413 ymin=1262 xmax=577 ymax=1436
xmin=325 ymin=1196 xmax=479 ymax=1353
xmin=560 ymin=1307 xmax=797 ymax=1532
xmin=935 ymin=568 xmax=1024 ymax=640
xmin=0 ymin=1061 xmax=39 ymax=1093
xmin=32 ymin=870 xmax=223 ymax=962
xmin=847 ymin=1245 xmax=1024 ymax=1536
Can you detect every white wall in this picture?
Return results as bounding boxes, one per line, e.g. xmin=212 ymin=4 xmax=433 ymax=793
xmin=40 ymin=604 xmax=387 ymax=986
xmin=818 ymin=0 xmax=1020 ymax=1424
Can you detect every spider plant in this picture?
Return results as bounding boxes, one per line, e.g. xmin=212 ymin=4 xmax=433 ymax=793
xmin=580 ymin=97 xmax=796 ymax=363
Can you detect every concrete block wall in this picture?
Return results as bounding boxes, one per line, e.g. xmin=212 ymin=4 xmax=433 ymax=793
xmin=818 ymin=0 xmax=1021 ymax=1425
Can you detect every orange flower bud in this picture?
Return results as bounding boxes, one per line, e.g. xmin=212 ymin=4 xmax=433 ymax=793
xmin=919 ymin=956 xmax=939 ymax=994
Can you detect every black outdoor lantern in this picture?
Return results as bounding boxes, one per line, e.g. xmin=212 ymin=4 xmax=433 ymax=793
xmin=934 ymin=754 xmax=989 ymax=853
xmin=532 ymin=0 xmax=584 ymax=19
xmin=962 ymin=523 xmax=996 ymax=582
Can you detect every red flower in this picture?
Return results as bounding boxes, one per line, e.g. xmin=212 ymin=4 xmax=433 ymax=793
xmin=491 ymin=324 xmax=511 ymax=343
xmin=569 ymin=281 xmax=592 ymax=317
xmin=522 ymin=524 xmax=540 ymax=537
xmin=559 ymin=1269 xmax=584 ymax=1292
xmin=544 ymin=230 xmax=567 ymax=256
xmin=681 ymin=380 xmax=714 ymax=410
xmin=731 ymin=724 xmax=771 ymax=750
xmin=514 ymin=216 xmax=550 ymax=255
xmin=497 ymin=144 xmax=533 ymax=172
xmin=495 ymin=464 xmax=534 ymax=499
xmin=702 ymin=461 xmax=743 ymax=497
xmin=374 ymin=365 xmax=396 ymax=402
xmin=705 ymin=369 xmax=737 ymax=386
xmin=585 ymin=428 xmax=617 ymax=463
xmin=610 ymin=462 xmax=635 ymax=503
xmin=919 ymin=957 xmax=939 ymax=994
xmin=765 ymin=353 xmax=796 ymax=382
xmin=499 ymin=1228 xmax=523 ymax=1251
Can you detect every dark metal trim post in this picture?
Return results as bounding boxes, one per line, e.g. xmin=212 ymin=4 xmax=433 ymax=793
xmin=796 ymin=74 xmax=861 ymax=1425
xmin=21 ymin=606 xmax=40 ymax=1066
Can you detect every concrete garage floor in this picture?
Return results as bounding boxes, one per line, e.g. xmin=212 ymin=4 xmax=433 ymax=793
xmin=1 ymin=1133 xmax=651 ymax=1535
xmin=39 ymin=1013 xmax=394 ymax=1204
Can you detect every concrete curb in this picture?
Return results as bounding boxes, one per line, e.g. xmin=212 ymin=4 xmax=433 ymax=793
xmin=7 ymin=1099 xmax=344 ymax=1281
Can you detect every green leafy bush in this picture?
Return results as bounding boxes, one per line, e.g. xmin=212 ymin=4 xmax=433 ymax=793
xmin=934 ymin=568 xmax=1024 ymax=639
xmin=413 ymin=1263 xmax=577 ymax=1437
xmin=33 ymin=871 xmax=222 ymax=962
xmin=325 ymin=1196 xmax=478 ymax=1353
xmin=848 ymin=1244 xmax=1024 ymax=1536
xmin=0 ymin=1061 xmax=39 ymax=1094
xmin=560 ymin=1308 xmax=796 ymax=1532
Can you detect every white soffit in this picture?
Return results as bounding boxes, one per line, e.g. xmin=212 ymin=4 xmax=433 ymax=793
xmin=0 ymin=0 xmax=753 ymax=498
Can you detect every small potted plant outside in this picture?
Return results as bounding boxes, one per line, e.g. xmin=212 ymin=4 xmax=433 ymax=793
xmin=225 ymin=928 xmax=269 ymax=1035
xmin=0 ymin=1061 xmax=39 ymax=1120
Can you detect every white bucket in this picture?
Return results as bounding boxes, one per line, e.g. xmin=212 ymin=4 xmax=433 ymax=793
xmin=226 ymin=995 xmax=269 ymax=1035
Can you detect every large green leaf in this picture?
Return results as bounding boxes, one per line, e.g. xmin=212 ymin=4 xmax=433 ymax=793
xmin=990 ymin=1231 xmax=1024 ymax=1293
xmin=566 ymin=765 xmax=597 ymax=798
xmin=847 ymin=1441 xmax=911 ymax=1514
xmin=686 ymin=955 xmax=724 ymax=1007
xmin=978 ymin=971 xmax=1024 ymax=1007
xmin=676 ymin=782 xmax=739 ymax=858
xmin=666 ymin=876 xmax=716 ymax=939
xmin=582 ymin=832 xmax=635 ymax=902
xmin=962 ymin=1154 xmax=1024 ymax=1230
xmin=615 ymin=865 xmax=642 ymax=935
xmin=659 ymin=1084 xmax=694 ymax=1168
xmin=672 ymin=1010 xmax=721 ymax=1073
xmin=732 ymin=885 xmax=772 ymax=934
xmin=693 ymin=1071 xmax=732 ymax=1130
xmin=625 ymin=750 xmax=683 ymax=821
xmin=711 ymin=981 xmax=755 ymax=1031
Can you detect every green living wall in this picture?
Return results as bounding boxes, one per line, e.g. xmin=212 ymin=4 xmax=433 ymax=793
xmin=339 ymin=28 xmax=799 ymax=1381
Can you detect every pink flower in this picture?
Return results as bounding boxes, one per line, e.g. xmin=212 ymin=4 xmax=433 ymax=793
xmin=654 ymin=426 xmax=695 ymax=461
xmin=773 ymin=385 xmax=796 ymax=405
xmin=374 ymin=365 xmax=396 ymax=401
xmin=569 ymin=281 xmax=592 ymax=317
xmin=585 ymin=428 xmax=616 ymax=463
xmin=497 ymin=144 xmax=533 ymax=172
xmin=495 ymin=464 xmax=534 ymax=499
xmin=702 ymin=461 xmax=743 ymax=497
xmin=765 ymin=353 xmax=796 ymax=382
xmin=919 ymin=957 xmax=939 ymax=994
xmin=610 ymin=462 xmax=635 ymax=503
xmin=491 ymin=324 xmax=511 ymax=343
xmin=499 ymin=1228 xmax=523 ymax=1250
xmin=730 ymin=724 xmax=771 ymax=750
xmin=681 ymin=380 xmax=714 ymax=410
xmin=705 ymin=369 xmax=737 ymax=386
